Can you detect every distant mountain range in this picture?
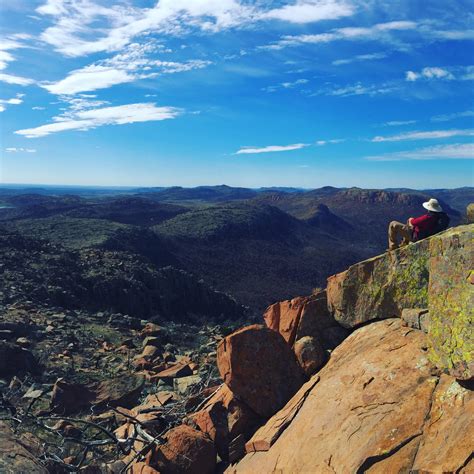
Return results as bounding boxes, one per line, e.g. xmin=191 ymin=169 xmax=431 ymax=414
xmin=0 ymin=185 xmax=471 ymax=313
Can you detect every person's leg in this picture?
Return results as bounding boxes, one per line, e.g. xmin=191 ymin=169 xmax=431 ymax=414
xmin=388 ymin=221 xmax=410 ymax=250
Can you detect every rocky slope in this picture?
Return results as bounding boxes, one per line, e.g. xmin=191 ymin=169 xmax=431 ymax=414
xmin=100 ymin=223 xmax=471 ymax=473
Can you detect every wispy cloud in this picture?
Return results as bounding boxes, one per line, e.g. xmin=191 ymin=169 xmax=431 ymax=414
xmin=0 ymin=73 xmax=34 ymax=86
xmin=15 ymin=103 xmax=182 ymax=138
xmin=263 ymin=78 xmax=309 ymax=93
xmin=332 ymin=52 xmax=387 ymax=66
xmin=0 ymin=93 xmax=24 ymax=112
xmin=382 ymin=120 xmax=418 ymax=127
xmin=35 ymin=0 xmax=356 ymax=58
xmin=236 ymin=143 xmax=309 ymax=154
xmin=365 ymin=143 xmax=474 ymax=161
xmin=5 ymin=147 xmax=37 ymax=153
xmin=406 ymin=67 xmax=454 ymax=82
xmin=264 ymin=20 xmax=417 ymax=50
xmin=261 ymin=0 xmax=354 ymax=24
xmin=372 ymin=129 xmax=474 ymax=142
xmin=41 ymin=43 xmax=212 ymax=95
xmin=431 ymin=110 xmax=474 ymax=122
xmin=316 ymin=139 xmax=345 ymax=145
xmin=314 ymin=81 xmax=396 ymax=97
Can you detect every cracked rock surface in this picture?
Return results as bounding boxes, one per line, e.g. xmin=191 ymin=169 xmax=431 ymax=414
xmin=228 ymin=319 xmax=474 ymax=473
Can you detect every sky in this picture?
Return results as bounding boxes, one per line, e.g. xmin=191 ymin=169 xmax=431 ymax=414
xmin=0 ymin=0 xmax=473 ymax=189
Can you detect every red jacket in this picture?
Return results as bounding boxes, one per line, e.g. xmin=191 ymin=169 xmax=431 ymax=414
xmin=411 ymin=213 xmax=438 ymax=240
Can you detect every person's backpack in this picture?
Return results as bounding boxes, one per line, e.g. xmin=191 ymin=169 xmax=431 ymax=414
xmin=435 ymin=212 xmax=450 ymax=233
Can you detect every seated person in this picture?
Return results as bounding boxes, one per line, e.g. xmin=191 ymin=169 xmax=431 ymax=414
xmin=388 ymin=198 xmax=449 ymax=251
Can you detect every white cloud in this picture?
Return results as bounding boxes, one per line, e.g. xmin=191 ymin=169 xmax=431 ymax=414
xmin=332 ymin=52 xmax=386 ymax=66
xmin=0 ymin=93 xmax=25 ymax=112
xmin=262 ymin=0 xmax=354 ymax=24
xmin=382 ymin=120 xmax=418 ymax=127
xmin=406 ymin=67 xmax=454 ymax=81
xmin=365 ymin=143 xmax=474 ymax=161
xmin=42 ymin=66 xmax=136 ymax=95
xmin=15 ymin=102 xmax=182 ymax=138
xmin=263 ymin=78 xmax=309 ymax=92
xmin=41 ymin=43 xmax=212 ymax=95
xmin=5 ymin=147 xmax=37 ymax=153
xmin=265 ymin=20 xmax=417 ymax=50
xmin=35 ymin=0 xmax=358 ymax=57
xmin=314 ymin=82 xmax=396 ymax=97
xmin=236 ymin=143 xmax=309 ymax=154
xmin=431 ymin=110 xmax=474 ymax=122
xmin=0 ymin=72 xmax=34 ymax=85
xmin=372 ymin=129 xmax=474 ymax=142
xmin=32 ymin=106 xmax=46 ymax=110
xmin=316 ymin=139 xmax=345 ymax=145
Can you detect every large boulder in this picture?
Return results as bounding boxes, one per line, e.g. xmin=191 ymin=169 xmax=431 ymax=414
xmin=326 ymin=225 xmax=473 ymax=330
xmin=327 ymin=239 xmax=431 ymax=327
xmin=229 ymin=319 xmax=474 ymax=473
xmin=264 ymin=291 xmax=346 ymax=349
xmin=427 ymin=225 xmax=474 ymax=380
xmin=217 ymin=325 xmax=305 ymax=418
xmin=153 ymin=424 xmax=216 ymax=474
xmin=51 ymin=375 xmax=144 ymax=414
xmin=188 ymin=384 xmax=261 ymax=462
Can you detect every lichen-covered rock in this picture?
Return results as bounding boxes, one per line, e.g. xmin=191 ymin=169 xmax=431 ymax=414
xmin=217 ymin=325 xmax=305 ymax=418
xmin=401 ymin=308 xmax=429 ymax=333
xmin=327 ymin=239 xmax=431 ymax=327
xmin=467 ymin=203 xmax=474 ymax=223
xmin=228 ymin=319 xmax=474 ymax=473
xmin=428 ymin=225 xmax=474 ymax=380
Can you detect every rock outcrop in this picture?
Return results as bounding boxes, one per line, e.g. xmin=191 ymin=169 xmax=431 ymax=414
xmin=217 ymin=325 xmax=305 ymax=418
xmin=427 ymin=225 xmax=473 ymax=380
xmin=229 ymin=319 xmax=473 ymax=473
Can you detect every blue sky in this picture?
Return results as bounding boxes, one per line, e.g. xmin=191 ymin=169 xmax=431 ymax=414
xmin=0 ymin=0 xmax=473 ymax=188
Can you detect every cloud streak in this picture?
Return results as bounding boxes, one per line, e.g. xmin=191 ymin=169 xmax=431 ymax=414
xmin=15 ymin=102 xmax=182 ymax=138
xmin=372 ymin=129 xmax=474 ymax=142
xmin=236 ymin=143 xmax=309 ymax=154
xmin=365 ymin=143 xmax=474 ymax=161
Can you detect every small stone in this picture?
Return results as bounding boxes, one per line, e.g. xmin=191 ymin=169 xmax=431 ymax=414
xmin=174 ymin=375 xmax=202 ymax=395
xmin=294 ymin=336 xmax=326 ymax=376
xmin=16 ymin=337 xmax=31 ymax=348
xmin=142 ymin=336 xmax=160 ymax=348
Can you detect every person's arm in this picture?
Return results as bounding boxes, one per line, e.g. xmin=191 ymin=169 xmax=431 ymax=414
xmin=411 ymin=214 xmax=432 ymax=230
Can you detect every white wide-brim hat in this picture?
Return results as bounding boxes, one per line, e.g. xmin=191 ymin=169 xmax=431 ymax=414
xmin=423 ymin=198 xmax=443 ymax=212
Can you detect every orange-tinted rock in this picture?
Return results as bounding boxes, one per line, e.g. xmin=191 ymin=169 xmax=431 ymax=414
xmin=130 ymin=462 xmax=161 ymax=474
xmin=263 ymin=296 xmax=306 ymax=346
xmin=411 ymin=374 xmax=473 ymax=472
xmin=50 ymin=379 xmax=95 ymax=415
xmin=229 ymin=319 xmax=473 ymax=473
xmin=141 ymin=345 xmax=160 ymax=359
xmin=245 ymin=376 xmax=319 ymax=453
xmin=141 ymin=323 xmax=163 ymax=337
xmin=189 ymin=385 xmax=260 ymax=462
xmin=154 ymin=424 xmax=216 ymax=474
xmin=154 ymin=362 xmax=192 ymax=379
xmin=217 ymin=325 xmax=305 ymax=418
xmin=293 ymin=336 xmax=326 ymax=376
xmin=264 ymin=291 xmax=345 ymax=350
